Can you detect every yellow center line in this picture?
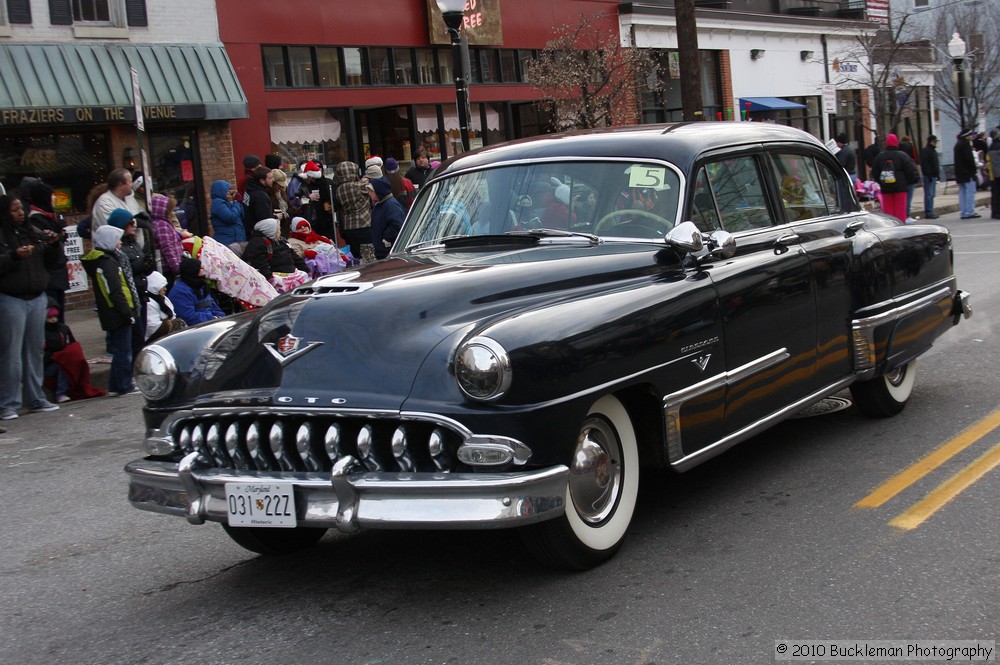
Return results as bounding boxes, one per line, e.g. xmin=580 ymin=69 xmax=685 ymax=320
xmin=854 ymin=407 xmax=1000 ymax=509
xmin=889 ymin=440 xmax=1000 ymax=530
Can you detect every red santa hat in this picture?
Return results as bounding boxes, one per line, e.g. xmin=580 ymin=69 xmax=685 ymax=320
xmin=292 ymin=217 xmax=311 ymax=233
xmin=301 ymin=160 xmax=322 ymax=179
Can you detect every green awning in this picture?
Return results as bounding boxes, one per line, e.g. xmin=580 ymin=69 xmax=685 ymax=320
xmin=0 ymin=42 xmax=248 ymax=125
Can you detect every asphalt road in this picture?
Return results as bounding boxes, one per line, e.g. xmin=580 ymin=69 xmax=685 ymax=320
xmin=1 ymin=211 xmax=997 ymax=665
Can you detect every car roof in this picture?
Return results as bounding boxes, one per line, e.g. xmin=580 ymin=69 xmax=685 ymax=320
xmin=436 ymin=123 xmax=828 ymax=176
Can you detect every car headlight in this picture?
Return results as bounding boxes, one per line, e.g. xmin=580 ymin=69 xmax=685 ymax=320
xmin=134 ymin=345 xmax=178 ymax=401
xmin=455 ymin=336 xmax=511 ymax=401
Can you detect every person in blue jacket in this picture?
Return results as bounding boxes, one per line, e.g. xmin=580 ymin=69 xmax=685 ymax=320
xmin=209 ymin=180 xmax=246 ymax=250
xmin=167 ymin=257 xmax=225 ymax=326
xmin=368 ymin=177 xmax=405 ymax=260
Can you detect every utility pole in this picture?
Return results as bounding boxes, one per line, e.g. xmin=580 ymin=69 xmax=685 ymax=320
xmin=675 ymin=0 xmax=704 ymax=121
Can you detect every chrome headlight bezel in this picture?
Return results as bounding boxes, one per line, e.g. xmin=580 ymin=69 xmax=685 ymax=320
xmin=455 ymin=336 xmax=512 ymax=402
xmin=134 ymin=345 xmax=178 ymax=401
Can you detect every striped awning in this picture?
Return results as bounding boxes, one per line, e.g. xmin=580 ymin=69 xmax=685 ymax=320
xmin=0 ymin=42 xmax=248 ymax=124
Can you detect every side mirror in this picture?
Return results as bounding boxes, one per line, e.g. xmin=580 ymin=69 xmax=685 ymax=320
xmin=666 ymin=222 xmax=736 ymax=260
xmin=665 ymin=221 xmax=704 ymax=253
xmin=707 ymin=230 xmax=736 ymax=259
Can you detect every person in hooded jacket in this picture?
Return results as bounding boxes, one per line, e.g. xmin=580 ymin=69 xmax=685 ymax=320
xmin=0 ymin=193 xmax=63 ymax=419
xmin=25 ymin=180 xmax=69 ymax=320
xmin=168 ymin=257 xmax=225 ymax=326
xmin=107 ymin=208 xmax=155 ymax=352
xmin=871 ymin=133 xmax=918 ymax=223
xmin=209 ymin=180 xmax=246 ymax=250
xmin=81 ymin=225 xmax=140 ymax=396
xmin=368 ymin=178 xmax=405 ymax=260
xmin=334 ymin=161 xmax=373 ymax=261
xmin=148 ymin=193 xmax=185 ymax=283
xmin=242 ymin=166 xmax=275 ymax=240
xmin=243 ymin=218 xmax=308 ymax=281
xmin=145 ymin=270 xmax=186 ymax=344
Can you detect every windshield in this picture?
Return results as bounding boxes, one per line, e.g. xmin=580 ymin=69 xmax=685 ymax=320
xmin=395 ymin=160 xmax=682 ymax=250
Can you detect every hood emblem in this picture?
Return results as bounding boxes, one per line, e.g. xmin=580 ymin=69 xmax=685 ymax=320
xmin=692 ymin=354 xmax=712 ymax=372
xmin=264 ymin=335 xmax=323 ymax=367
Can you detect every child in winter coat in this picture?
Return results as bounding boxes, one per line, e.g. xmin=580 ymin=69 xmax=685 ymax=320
xmin=145 ymin=270 xmax=187 ymax=344
xmin=43 ymin=303 xmax=106 ymax=402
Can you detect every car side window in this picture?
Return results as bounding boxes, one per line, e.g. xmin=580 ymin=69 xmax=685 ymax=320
xmin=698 ymin=156 xmax=772 ymax=232
xmin=770 ymin=153 xmax=832 ymax=222
xmin=691 ymin=167 xmax=721 ymax=232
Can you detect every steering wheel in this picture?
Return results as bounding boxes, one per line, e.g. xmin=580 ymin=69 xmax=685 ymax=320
xmin=594 ymin=208 xmax=674 ymax=237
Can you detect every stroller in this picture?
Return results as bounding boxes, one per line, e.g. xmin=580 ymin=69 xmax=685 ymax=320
xmin=855 ymin=180 xmax=882 ymax=211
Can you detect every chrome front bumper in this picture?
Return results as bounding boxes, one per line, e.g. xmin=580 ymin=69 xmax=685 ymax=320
xmin=126 ymin=452 xmax=569 ymax=531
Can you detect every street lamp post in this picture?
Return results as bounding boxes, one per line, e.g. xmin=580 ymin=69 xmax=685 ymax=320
xmin=947 ymin=32 xmax=967 ymax=130
xmin=436 ymin=0 xmax=472 ymax=153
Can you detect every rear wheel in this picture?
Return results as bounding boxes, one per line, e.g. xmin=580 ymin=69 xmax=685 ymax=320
xmin=222 ymin=524 xmax=328 ymax=555
xmin=850 ymin=359 xmax=917 ymax=418
xmin=520 ymin=395 xmax=639 ymax=570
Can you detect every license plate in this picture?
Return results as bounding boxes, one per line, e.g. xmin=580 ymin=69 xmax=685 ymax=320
xmin=225 ymin=482 xmax=297 ymax=528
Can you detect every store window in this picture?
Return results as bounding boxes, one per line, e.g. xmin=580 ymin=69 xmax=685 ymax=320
xmin=475 ymin=49 xmax=497 ymax=83
xmin=471 ymin=103 xmax=505 ymax=149
xmin=269 ymin=109 xmax=349 ymax=173
xmin=147 ymin=130 xmax=204 ymax=234
xmin=0 ymin=131 xmax=107 ymax=213
xmin=370 ymin=48 xmax=391 ymax=85
xmin=289 ymin=46 xmax=314 ymax=87
xmin=517 ymin=50 xmax=535 ymax=80
xmin=416 ymin=49 xmax=437 ymax=84
xmin=415 ymin=105 xmax=444 ymax=162
xmin=263 ymin=46 xmax=288 ymax=87
xmin=316 ymin=47 xmax=341 ymax=87
xmin=394 ymin=48 xmax=414 ymax=85
xmin=499 ymin=50 xmax=517 ymax=83
xmin=344 ymin=48 xmax=366 ymax=86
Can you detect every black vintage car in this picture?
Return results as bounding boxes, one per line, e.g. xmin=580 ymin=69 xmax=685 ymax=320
xmin=127 ymin=123 xmax=971 ymax=569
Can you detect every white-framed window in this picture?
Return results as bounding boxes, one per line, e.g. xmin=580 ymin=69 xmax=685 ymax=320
xmin=69 ymin=0 xmax=130 ymax=37
xmin=913 ymin=0 xmax=929 ymax=8
xmin=73 ymin=0 xmax=111 ymax=22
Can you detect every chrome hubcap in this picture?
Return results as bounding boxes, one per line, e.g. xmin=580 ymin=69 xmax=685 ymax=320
xmin=569 ymin=417 xmax=621 ymax=524
xmin=885 ymin=365 xmax=907 ymax=387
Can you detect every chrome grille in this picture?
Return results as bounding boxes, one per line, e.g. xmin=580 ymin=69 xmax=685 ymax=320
xmin=171 ymin=414 xmax=464 ymax=473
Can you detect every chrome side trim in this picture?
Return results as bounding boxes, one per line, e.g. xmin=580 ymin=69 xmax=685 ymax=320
xmin=663 ymin=348 xmax=789 ymax=462
xmin=851 ymin=283 xmax=953 ymax=372
xmin=853 ymin=284 xmax=953 ymax=332
xmin=669 ymin=377 xmax=854 ymax=472
xmin=125 ymin=458 xmax=569 ymax=530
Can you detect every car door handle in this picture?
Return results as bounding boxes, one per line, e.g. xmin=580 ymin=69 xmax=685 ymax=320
xmin=775 ymin=233 xmax=801 ymax=246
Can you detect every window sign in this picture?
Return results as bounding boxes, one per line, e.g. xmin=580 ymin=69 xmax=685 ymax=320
xmin=426 ymin=0 xmax=503 ymax=46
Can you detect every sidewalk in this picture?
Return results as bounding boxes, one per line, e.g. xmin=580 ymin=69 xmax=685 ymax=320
xmin=65 ymin=188 xmax=994 ymax=393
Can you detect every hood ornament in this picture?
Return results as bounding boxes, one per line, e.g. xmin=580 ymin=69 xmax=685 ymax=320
xmin=264 ymin=335 xmax=323 ymax=367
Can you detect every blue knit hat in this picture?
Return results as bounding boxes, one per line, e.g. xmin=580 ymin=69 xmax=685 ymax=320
xmin=107 ymin=208 xmax=136 ymax=229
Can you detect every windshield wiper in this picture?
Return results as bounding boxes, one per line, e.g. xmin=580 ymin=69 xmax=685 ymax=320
xmin=507 ymin=228 xmax=601 ymax=245
xmin=405 ymin=229 xmax=601 ymax=253
xmin=404 ymin=235 xmax=469 ymax=252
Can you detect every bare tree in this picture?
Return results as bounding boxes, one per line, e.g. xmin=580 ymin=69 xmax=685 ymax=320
xmin=927 ymin=2 xmax=1000 ymax=130
xmin=832 ymin=12 xmax=934 ymax=137
xmin=525 ymin=12 xmax=660 ymax=131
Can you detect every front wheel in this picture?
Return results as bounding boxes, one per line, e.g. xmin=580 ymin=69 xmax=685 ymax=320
xmin=850 ymin=359 xmax=917 ymax=418
xmin=520 ymin=395 xmax=640 ymax=570
xmin=222 ymin=524 xmax=328 ymax=556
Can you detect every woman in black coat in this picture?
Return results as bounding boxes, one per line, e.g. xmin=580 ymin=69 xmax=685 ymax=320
xmin=24 ymin=180 xmax=69 ymax=320
xmin=242 ymin=166 xmax=276 ymax=240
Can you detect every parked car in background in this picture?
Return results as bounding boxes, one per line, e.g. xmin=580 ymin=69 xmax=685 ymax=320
xmin=127 ymin=123 xmax=971 ymax=569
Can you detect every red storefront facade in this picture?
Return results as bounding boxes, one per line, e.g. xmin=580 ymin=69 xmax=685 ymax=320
xmin=218 ymin=0 xmax=623 ymax=176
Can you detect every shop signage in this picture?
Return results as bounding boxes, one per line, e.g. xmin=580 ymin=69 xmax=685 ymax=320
xmin=64 ymin=226 xmax=88 ymax=294
xmin=427 ymin=0 xmax=503 ymax=46
xmin=0 ymin=104 xmax=207 ymax=128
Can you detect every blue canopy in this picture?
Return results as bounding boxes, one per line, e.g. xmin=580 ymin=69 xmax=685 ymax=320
xmin=740 ymin=97 xmax=807 ymax=112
